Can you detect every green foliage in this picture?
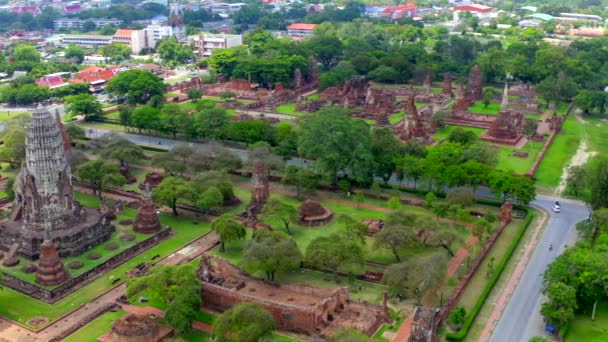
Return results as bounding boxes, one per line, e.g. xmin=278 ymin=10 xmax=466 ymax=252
xmin=157 ymin=37 xmax=194 ymax=66
xmin=127 ymin=264 xmax=201 ymax=334
xmin=99 ymin=43 xmax=131 ymax=63
xmin=152 ymin=176 xmax=192 ymax=216
xmin=374 ymin=212 xmax=420 ymax=262
xmin=305 ymin=231 xmax=364 ymax=274
xmin=327 ymin=327 xmax=370 ymax=342
xmin=541 ymin=282 xmax=578 ymax=325
xmin=447 ymin=209 xmax=533 ymax=341
xmin=97 ymin=134 xmax=144 ymax=167
xmin=384 ymin=252 xmax=447 ymax=303
xmin=0 ymin=128 xmax=26 ymax=168
xmin=197 ymin=187 xmax=223 ymax=218
xmin=76 ymin=160 xmax=125 ymax=199
xmin=449 ymin=306 xmax=466 ymax=329
xmin=105 ymin=69 xmax=164 ymax=105
xmin=262 ymin=199 xmax=298 ymax=234
xmin=298 ymin=108 xmax=373 ymax=183
xmin=64 ymin=44 xmax=85 ymax=64
xmin=283 ymin=166 xmax=319 ymax=199
xmin=587 ymin=156 xmax=608 ymax=210
xmin=242 ymin=230 xmax=302 ymax=281
xmin=64 ymin=123 xmax=85 ymax=141
xmin=65 ymin=93 xmax=102 ymax=120
xmin=213 ymin=302 xmax=275 ymax=342
xmin=211 ymin=214 xmax=246 ymax=252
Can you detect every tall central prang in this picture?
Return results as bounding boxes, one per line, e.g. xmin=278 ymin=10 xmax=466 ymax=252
xmin=0 ymin=106 xmax=114 ymax=259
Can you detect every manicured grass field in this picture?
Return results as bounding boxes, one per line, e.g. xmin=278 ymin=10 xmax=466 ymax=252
xmin=468 ymin=101 xmax=500 ymax=115
xmin=496 ymin=141 xmax=545 ymax=174
xmin=275 ymin=103 xmax=306 ymax=117
xmin=433 ymin=125 xmax=485 ymax=139
xmin=0 ymin=193 xmax=213 ymax=328
xmin=566 ymin=301 xmax=608 ymax=342
xmin=534 ymin=114 xmax=582 ymax=190
xmin=0 ymin=111 xmax=31 ymax=122
xmin=63 ymin=309 xmax=125 ymax=342
xmin=454 ymin=219 xmax=523 ymax=314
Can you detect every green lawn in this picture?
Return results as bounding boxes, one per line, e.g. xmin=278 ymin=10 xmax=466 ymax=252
xmin=0 ymin=111 xmax=31 ymax=122
xmin=454 ymin=219 xmax=523 ymax=314
xmin=63 ymin=309 xmax=125 ymax=342
xmin=566 ymin=301 xmax=608 ymax=342
xmin=275 ymin=103 xmax=306 ymax=117
xmin=534 ymin=114 xmax=582 ymax=190
xmin=496 ymin=141 xmax=545 ymax=174
xmin=433 ymin=125 xmax=485 ymax=139
xmin=468 ymin=101 xmax=500 ymax=115
xmin=0 ymin=193 xmax=213 ymax=329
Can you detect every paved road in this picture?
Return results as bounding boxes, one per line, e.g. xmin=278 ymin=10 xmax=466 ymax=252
xmin=489 ymin=196 xmax=589 ymax=342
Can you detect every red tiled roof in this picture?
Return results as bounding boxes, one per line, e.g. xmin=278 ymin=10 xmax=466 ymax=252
xmin=80 ymin=66 xmax=103 ymax=73
xmin=383 ymin=3 xmax=416 ymax=13
xmin=454 ymin=4 xmax=492 ymax=13
xmin=64 ymin=4 xmax=82 ymax=12
xmin=114 ymin=29 xmax=135 ymax=38
xmin=11 ymin=6 xmax=40 ymax=14
xmin=287 ymin=23 xmax=317 ymax=31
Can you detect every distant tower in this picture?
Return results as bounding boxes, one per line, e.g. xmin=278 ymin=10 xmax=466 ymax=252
xmin=169 ymin=1 xmax=185 ymax=42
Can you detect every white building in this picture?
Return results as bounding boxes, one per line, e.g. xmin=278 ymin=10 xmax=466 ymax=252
xmin=131 ymin=25 xmax=174 ymax=54
xmin=54 ymin=18 xmax=122 ymax=30
xmin=196 ymin=33 xmax=242 ymax=57
xmin=61 ymin=34 xmax=112 ymax=48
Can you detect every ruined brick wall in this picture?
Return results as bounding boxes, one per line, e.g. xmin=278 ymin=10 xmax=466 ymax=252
xmin=202 ymin=283 xmax=321 ymax=334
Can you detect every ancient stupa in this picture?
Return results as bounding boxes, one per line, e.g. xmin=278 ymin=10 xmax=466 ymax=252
xmin=482 ymin=83 xmax=523 ymax=145
xmin=0 ymin=106 xmax=114 ymax=259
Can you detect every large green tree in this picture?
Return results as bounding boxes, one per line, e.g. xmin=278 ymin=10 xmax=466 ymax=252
xmin=261 ymin=199 xmax=297 ymax=234
xmin=383 ymin=252 xmax=447 ymax=303
xmin=213 ymin=302 xmax=275 ymax=342
xmin=127 ymin=264 xmax=201 ymax=334
xmin=76 ymin=160 xmax=125 ymax=198
xmin=105 ymin=69 xmax=164 ymax=105
xmin=242 ymin=230 xmax=302 ymax=281
xmin=540 ymin=282 xmax=578 ymax=326
xmin=65 ymin=94 xmax=103 ymax=120
xmin=211 ymin=214 xmax=246 ymax=252
xmin=152 ymin=176 xmax=192 ymax=216
xmin=298 ymin=108 xmax=374 ymax=184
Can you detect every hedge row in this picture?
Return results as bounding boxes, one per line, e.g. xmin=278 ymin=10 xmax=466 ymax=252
xmin=378 ymin=183 xmax=505 ymax=207
xmin=446 ymin=208 xmax=534 ymax=341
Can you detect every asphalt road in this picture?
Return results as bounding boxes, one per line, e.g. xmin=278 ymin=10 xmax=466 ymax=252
xmin=489 ymin=196 xmax=589 ymax=342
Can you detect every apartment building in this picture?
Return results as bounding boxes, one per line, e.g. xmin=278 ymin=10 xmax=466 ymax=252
xmin=197 ymin=33 xmax=242 ymax=57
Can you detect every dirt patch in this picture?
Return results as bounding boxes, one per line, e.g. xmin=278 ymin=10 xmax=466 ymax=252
xmin=555 ymin=140 xmax=596 ymax=196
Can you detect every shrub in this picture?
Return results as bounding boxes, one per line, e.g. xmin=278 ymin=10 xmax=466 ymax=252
xmin=425 ymin=192 xmax=437 ymax=208
xmin=449 ymin=306 xmax=466 ymax=330
xmin=87 ymin=253 xmax=101 ymax=260
xmin=69 ymin=261 xmax=84 ymax=269
xmin=105 ymin=243 xmax=119 ymax=250
xmin=446 ymin=188 xmax=475 ymax=207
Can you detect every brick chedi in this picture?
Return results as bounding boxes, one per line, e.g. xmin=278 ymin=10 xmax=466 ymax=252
xmin=481 ymin=84 xmax=523 ymax=145
xmin=35 ymin=223 xmax=69 ymax=286
xmin=251 ymin=160 xmax=269 ymax=205
xmin=0 ymin=106 xmax=114 ymax=259
xmin=469 ymin=65 xmax=483 ymax=100
xmin=133 ymin=199 xmax=161 ymax=234
xmin=442 ymin=73 xmax=453 ymax=96
xmin=398 ymin=95 xmax=430 ymax=143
